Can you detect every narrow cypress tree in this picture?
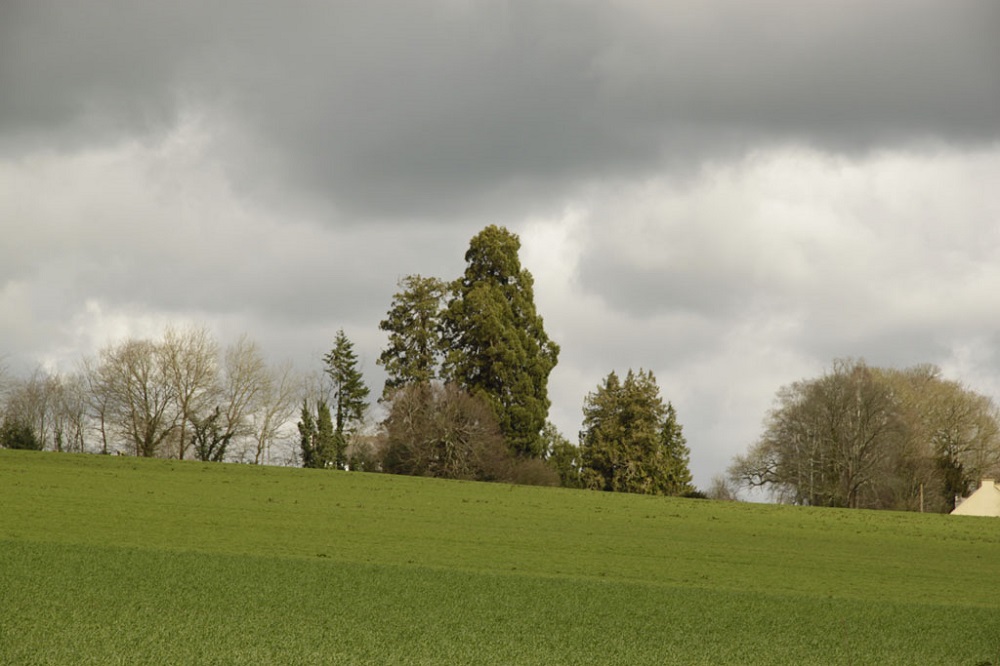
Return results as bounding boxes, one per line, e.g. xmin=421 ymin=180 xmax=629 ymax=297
xmin=298 ymin=399 xmax=337 ymax=469
xmin=316 ymin=401 xmax=337 ymax=469
xmin=660 ymin=402 xmax=694 ymax=494
xmin=298 ymin=400 xmax=320 ymax=468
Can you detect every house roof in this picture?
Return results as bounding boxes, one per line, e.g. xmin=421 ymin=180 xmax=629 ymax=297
xmin=951 ymin=479 xmax=1000 ymax=517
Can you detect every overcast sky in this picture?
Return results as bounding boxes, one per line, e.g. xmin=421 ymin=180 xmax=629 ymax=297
xmin=2 ymin=1 xmax=999 ymax=488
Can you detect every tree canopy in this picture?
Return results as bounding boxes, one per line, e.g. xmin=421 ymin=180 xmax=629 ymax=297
xmin=379 ymin=382 xmax=509 ymax=480
xmin=441 ymin=225 xmax=559 ymax=458
xmin=190 ymin=406 xmax=233 ymax=463
xmin=730 ymin=359 xmax=1000 ymax=511
xmin=0 ymin=417 xmax=42 ymax=450
xmin=579 ymin=369 xmax=693 ymax=496
xmin=377 ymin=275 xmax=447 ymax=399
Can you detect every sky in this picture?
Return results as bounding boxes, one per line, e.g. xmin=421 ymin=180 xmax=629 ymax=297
xmin=2 ymin=1 xmax=999 ymax=488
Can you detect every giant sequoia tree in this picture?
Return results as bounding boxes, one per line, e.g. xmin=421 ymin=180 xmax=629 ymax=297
xmin=730 ymin=359 xmax=1000 ymax=511
xmin=579 ymin=369 xmax=693 ymax=496
xmin=441 ymin=226 xmax=559 ymax=458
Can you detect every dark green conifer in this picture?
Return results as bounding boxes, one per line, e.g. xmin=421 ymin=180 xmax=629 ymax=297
xmin=442 ymin=225 xmax=559 ymax=458
xmin=580 ymin=369 xmax=693 ymax=495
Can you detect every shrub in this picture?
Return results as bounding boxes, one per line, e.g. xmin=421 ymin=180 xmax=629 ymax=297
xmin=379 ymin=383 xmax=510 ymax=481
xmin=0 ymin=418 xmax=42 ymax=450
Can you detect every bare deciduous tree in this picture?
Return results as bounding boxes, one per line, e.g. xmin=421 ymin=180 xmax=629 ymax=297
xmin=379 ymin=382 xmax=510 ymax=480
xmin=889 ymin=365 xmax=1000 ymax=511
xmin=161 ymin=326 xmax=218 ymax=460
xmin=1 ymin=368 xmax=66 ymax=451
xmin=10 ymin=328 xmax=302 ymax=463
xmin=53 ymin=373 xmax=89 ymax=453
xmin=95 ymin=338 xmax=178 ymax=457
xmin=731 ymin=359 xmax=1000 ymax=511
xmin=249 ymin=360 xmax=299 ymax=465
xmin=217 ymin=336 xmax=265 ymax=440
xmin=707 ymin=474 xmax=740 ymax=501
xmin=81 ymin=356 xmax=113 ymax=455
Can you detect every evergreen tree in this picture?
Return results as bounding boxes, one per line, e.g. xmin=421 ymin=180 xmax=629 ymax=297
xmin=542 ymin=421 xmax=581 ymax=488
xmin=660 ymin=402 xmax=694 ymax=494
xmin=378 ymin=275 xmax=447 ymax=399
xmin=298 ymin=399 xmax=318 ymax=468
xmin=316 ymin=401 xmax=338 ymax=469
xmin=579 ymin=369 xmax=693 ymax=495
xmin=324 ymin=329 xmax=370 ymax=469
xmin=298 ymin=399 xmax=335 ymax=469
xmin=442 ymin=225 xmax=559 ymax=458
xmin=0 ymin=416 xmax=42 ymax=450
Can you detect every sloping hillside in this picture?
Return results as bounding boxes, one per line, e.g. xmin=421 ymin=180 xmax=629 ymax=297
xmin=1 ymin=450 xmax=998 ymax=664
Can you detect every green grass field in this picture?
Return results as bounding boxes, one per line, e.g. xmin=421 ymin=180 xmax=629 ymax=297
xmin=1 ymin=450 xmax=998 ymax=664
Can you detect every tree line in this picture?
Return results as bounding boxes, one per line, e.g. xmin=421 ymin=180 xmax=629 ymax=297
xmin=13 ymin=225 xmax=994 ymax=512
xmin=7 ymin=226 xmax=997 ymax=512
xmin=0 ymin=328 xmax=299 ymax=464
xmin=1 ymin=225 xmax=696 ymax=498
xmin=729 ymin=359 xmax=1000 ymax=512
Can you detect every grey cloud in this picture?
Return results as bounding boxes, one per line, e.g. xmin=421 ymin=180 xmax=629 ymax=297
xmin=0 ymin=3 xmax=206 ymax=150
xmin=65 ymin=221 xmax=468 ymax=327
xmin=581 ymin=255 xmax=754 ymax=320
xmin=600 ymin=2 xmax=1000 ymax=139
xmin=3 ymin=1 xmax=997 ymax=219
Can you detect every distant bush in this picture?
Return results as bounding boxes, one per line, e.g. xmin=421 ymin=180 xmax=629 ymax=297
xmin=505 ymin=457 xmax=560 ymax=487
xmin=347 ymin=436 xmax=381 ymax=472
xmin=0 ymin=418 xmax=42 ymax=450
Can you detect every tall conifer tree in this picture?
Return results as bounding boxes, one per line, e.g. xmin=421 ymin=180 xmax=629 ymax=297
xmin=298 ymin=399 xmax=336 ymax=469
xmin=579 ymin=369 xmax=693 ymax=495
xmin=323 ymin=329 xmax=370 ymax=469
xmin=442 ymin=225 xmax=559 ymax=458
xmin=377 ymin=275 xmax=447 ymax=399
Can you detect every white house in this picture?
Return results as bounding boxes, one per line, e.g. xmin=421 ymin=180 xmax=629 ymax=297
xmin=951 ymin=479 xmax=1000 ymax=517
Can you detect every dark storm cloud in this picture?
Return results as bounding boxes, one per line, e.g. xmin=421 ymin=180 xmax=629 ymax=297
xmin=0 ymin=3 xmax=203 ymax=149
xmin=3 ymin=1 xmax=997 ymax=218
